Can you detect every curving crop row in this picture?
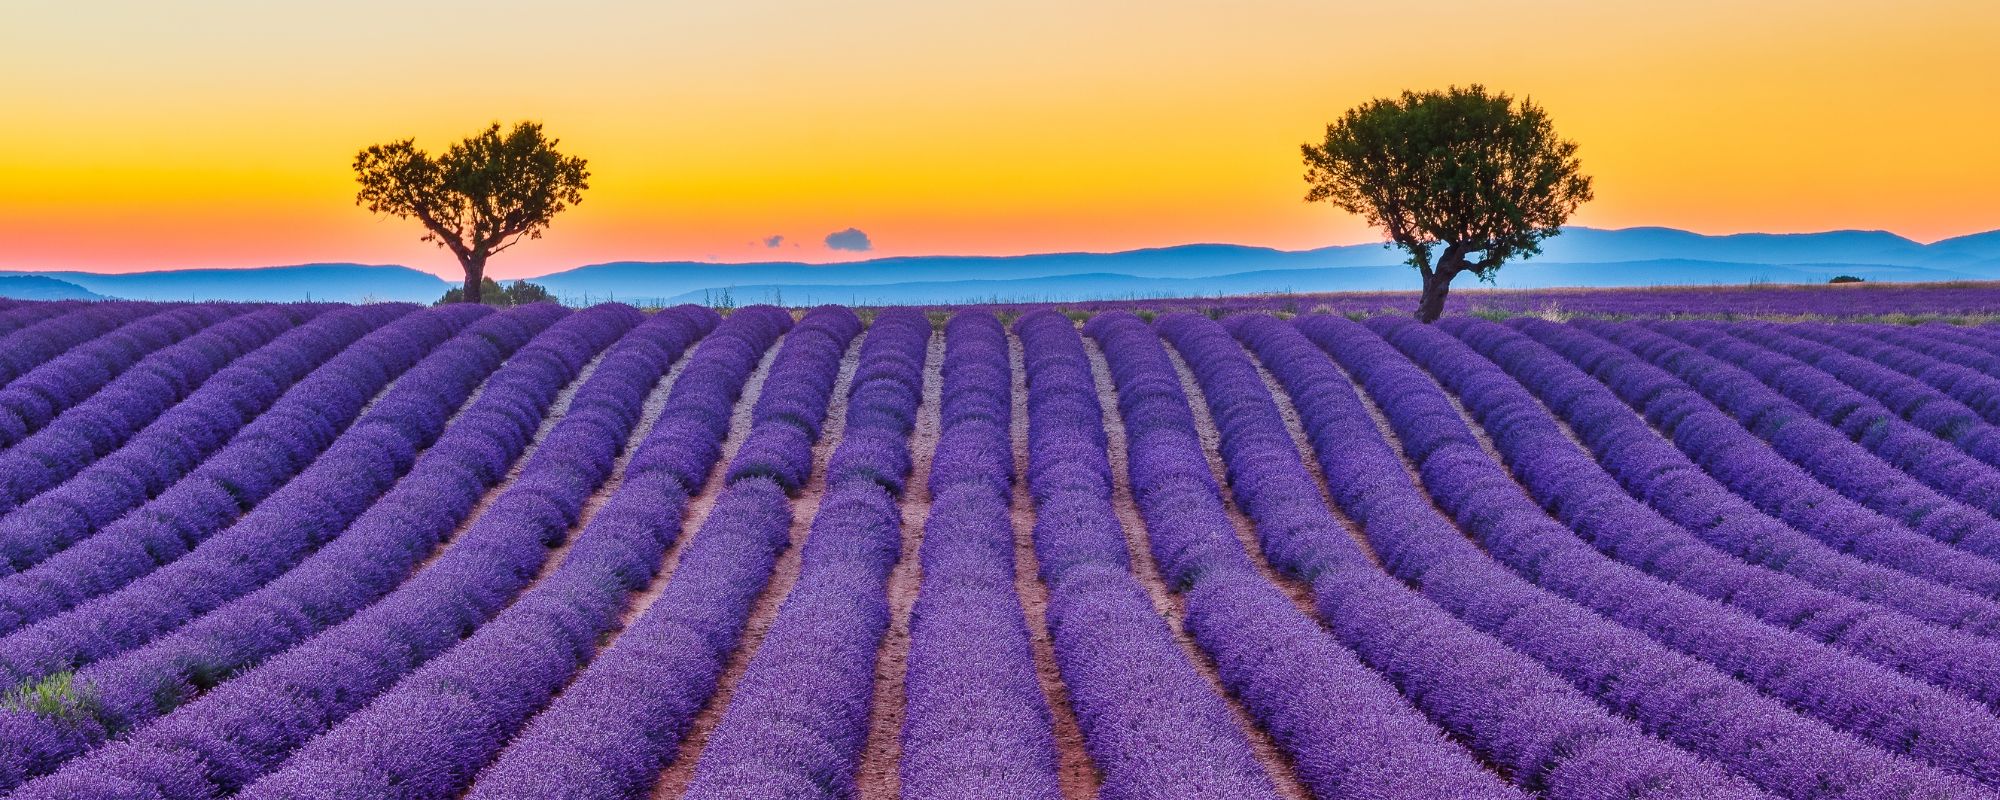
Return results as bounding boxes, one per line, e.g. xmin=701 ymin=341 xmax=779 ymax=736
xmin=1573 ymin=319 xmax=2000 ymax=600
xmin=1840 ymin=323 xmax=2000 ymax=426
xmin=1312 ymin=315 xmax=2000 ymax=796
xmin=0 ymin=303 xmax=493 ymax=634
xmin=1761 ymin=321 xmax=2000 ymax=465
xmin=1808 ymin=322 xmax=2000 ymax=440
xmin=0 ymin=304 xmax=494 ymax=690
xmin=0 ymin=304 xmax=243 ymax=446
xmin=462 ymin=305 xmax=850 ymax=800
xmin=718 ymin=307 xmax=869 ymax=493
xmin=0 ymin=303 xmax=339 ymax=514
xmin=1490 ymin=318 xmax=2000 ymax=636
xmin=680 ymin=307 xmax=924 ymax=797
xmin=1115 ymin=312 xmax=1524 ymax=799
xmin=0 ymin=302 xmax=163 ymax=390
xmin=0 ymin=303 xmax=580 ymax=789
xmin=1757 ymin=321 xmax=2000 ymax=468
xmin=9 ymin=303 xmax=687 ymax=799
xmin=1648 ymin=320 xmax=2000 ymax=556
xmin=1227 ymin=313 xmax=1766 ymax=799
xmin=896 ymin=311 xmax=1064 ymax=800
xmin=61 ymin=304 xmax=566 ymax=703
xmin=464 ymin=484 xmax=790 ymax=800
xmin=1014 ymin=309 xmax=1280 ymax=800
xmin=235 ymin=305 xmax=799 ymax=800
xmin=1871 ymin=322 xmax=2000 ymax=379
xmin=1369 ymin=315 xmax=2000 ymax=784
xmin=0 ymin=303 xmax=377 ymax=574
xmin=0 ymin=302 xmax=89 ymax=339
xmin=1299 ymin=313 xmax=2000 ymax=798
xmin=1433 ymin=317 xmax=2000 ymax=709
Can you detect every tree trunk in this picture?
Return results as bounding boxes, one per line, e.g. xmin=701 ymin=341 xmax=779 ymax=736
xmin=460 ymin=254 xmax=486 ymax=304
xmin=1415 ymin=268 xmax=1455 ymax=323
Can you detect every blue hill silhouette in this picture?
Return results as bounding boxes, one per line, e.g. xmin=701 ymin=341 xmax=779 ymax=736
xmin=3 ymin=227 xmax=1995 ymax=305
xmin=0 ymin=264 xmax=450 ymax=303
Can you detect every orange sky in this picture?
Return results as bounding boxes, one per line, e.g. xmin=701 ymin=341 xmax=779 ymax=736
xmin=2 ymin=0 xmax=1996 ymax=280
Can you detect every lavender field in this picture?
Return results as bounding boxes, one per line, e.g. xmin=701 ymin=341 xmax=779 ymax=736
xmin=10 ymin=295 xmax=2000 ymax=799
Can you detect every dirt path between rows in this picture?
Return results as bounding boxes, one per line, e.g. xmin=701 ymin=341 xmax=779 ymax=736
xmin=1337 ymin=332 xmax=1548 ymax=560
xmin=652 ymin=332 xmax=865 ymax=799
xmin=1008 ymin=331 xmax=1102 ymax=799
xmin=410 ymin=349 xmax=610 ymax=578
xmin=1316 ymin=348 xmax=1479 ymax=549
xmin=1241 ymin=325 xmax=1523 ymax=783
xmin=486 ymin=341 xmax=702 ymax=608
xmin=1159 ymin=344 xmax=1319 ymax=619
xmin=1081 ymin=338 xmax=1309 ymax=800
xmin=1235 ymin=341 xmax=1384 ymax=568
xmin=621 ymin=338 xmax=784 ymax=627
xmin=854 ymin=330 xmax=944 ymax=797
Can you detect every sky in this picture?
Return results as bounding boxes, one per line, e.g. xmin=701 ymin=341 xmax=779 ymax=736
xmin=2 ymin=0 xmax=1996 ymax=280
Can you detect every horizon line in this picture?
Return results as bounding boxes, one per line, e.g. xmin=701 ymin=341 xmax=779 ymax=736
xmin=3 ymin=223 xmax=1993 ymax=279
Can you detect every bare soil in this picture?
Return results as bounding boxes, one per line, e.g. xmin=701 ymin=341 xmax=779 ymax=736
xmin=1159 ymin=344 xmax=1317 ymax=618
xmin=1333 ymin=336 xmax=1540 ymax=560
xmin=651 ymin=333 xmax=865 ymax=799
xmin=1008 ymin=331 xmax=1102 ymax=799
xmin=1321 ymin=353 xmax=1474 ymax=539
xmin=411 ymin=350 xmax=609 ymax=577
xmin=621 ymin=340 xmax=781 ymax=627
xmin=1231 ymin=328 xmax=1526 ymax=784
xmin=1081 ymin=338 xmax=1309 ymax=800
xmin=1237 ymin=344 xmax=1384 ymax=567
xmin=854 ymin=331 xmax=945 ymax=797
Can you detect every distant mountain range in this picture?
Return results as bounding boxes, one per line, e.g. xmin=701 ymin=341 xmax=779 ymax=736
xmin=0 ymin=264 xmax=447 ymax=304
xmin=5 ymin=226 xmax=1998 ymax=305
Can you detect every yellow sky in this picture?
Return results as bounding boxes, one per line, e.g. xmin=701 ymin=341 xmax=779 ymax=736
xmin=2 ymin=0 xmax=1995 ymax=279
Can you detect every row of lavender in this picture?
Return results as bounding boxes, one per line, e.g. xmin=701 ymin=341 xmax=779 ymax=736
xmin=232 ymin=303 xmax=791 ymax=799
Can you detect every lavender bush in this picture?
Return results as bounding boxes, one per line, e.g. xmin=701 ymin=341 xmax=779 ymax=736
xmin=1498 ymin=318 xmax=2000 ymax=635
xmin=1228 ymin=313 xmax=1767 ymax=799
xmin=7 ymin=304 xmax=699 ymax=797
xmin=1364 ymin=315 xmax=2000 ymax=784
xmin=1573 ymin=320 xmax=2000 ymax=599
xmin=0 ymin=304 xmax=339 ymax=515
xmin=682 ymin=308 xmax=926 ymax=798
xmin=0 ymin=304 xmax=242 ymax=446
xmin=1013 ymin=309 xmax=1282 ymax=800
xmin=0 ymin=303 xmax=492 ymax=632
xmin=240 ymin=307 xmax=818 ymax=800
xmin=1434 ymin=317 xmax=2000 ymax=708
xmin=1117 ymin=312 xmax=1525 ymax=798
xmin=0 ymin=303 xmax=164 ymax=389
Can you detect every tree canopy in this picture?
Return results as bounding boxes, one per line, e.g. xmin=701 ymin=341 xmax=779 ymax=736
xmin=1303 ymin=86 xmax=1592 ymax=321
xmin=354 ymin=121 xmax=588 ymax=304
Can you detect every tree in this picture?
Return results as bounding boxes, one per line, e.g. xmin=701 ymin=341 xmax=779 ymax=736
xmin=354 ymin=122 xmax=589 ymax=304
xmin=1303 ymin=86 xmax=1593 ymax=322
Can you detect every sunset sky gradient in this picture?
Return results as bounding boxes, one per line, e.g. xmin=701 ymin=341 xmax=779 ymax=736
xmin=3 ymin=1 xmax=1996 ymax=279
